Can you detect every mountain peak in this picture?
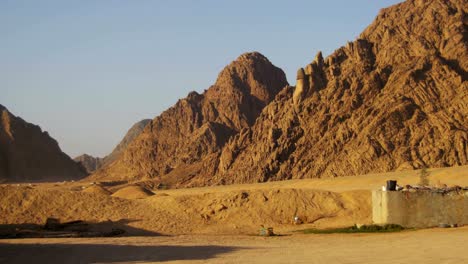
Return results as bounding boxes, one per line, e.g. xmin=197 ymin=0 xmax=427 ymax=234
xmin=92 ymin=52 xmax=288 ymax=182
xmin=236 ymin=51 xmax=270 ymax=63
xmin=213 ymin=52 xmax=288 ymax=104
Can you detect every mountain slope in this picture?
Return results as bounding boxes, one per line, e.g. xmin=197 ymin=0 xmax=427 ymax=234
xmin=93 ymin=52 xmax=288 ymax=181
xmin=209 ymin=0 xmax=467 ymax=185
xmin=103 ymin=119 xmax=151 ymax=166
xmin=0 ymin=105 xmax=87 ymax=182
xmin=75 ymin=119 xmax=151 ymax=173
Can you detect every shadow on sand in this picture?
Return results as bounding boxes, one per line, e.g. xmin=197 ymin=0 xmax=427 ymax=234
xmin=0 ymin=219 xmax=161 ymax=238
xmin=0 ymin=219 xmax=245 ymax=263
xmin=0 ymin=243 xmax=242 ymax=263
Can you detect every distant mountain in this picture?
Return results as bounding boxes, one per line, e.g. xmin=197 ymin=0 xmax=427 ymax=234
xmin=0 ymin=104 xmax=87 ymax=182
xmin=75 ymin=119 xmax=151 ymax=173
xmin=74 ymin=154 xmax=103 ymax=174
xmin=91 ymin=52 xmax=288 ymax=182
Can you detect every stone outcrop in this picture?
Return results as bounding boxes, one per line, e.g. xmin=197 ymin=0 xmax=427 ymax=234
xmin=210 ymin=0 xmax=467 ymax=185
xmin=92 ymin=52 xmax=288 ymax=181
xmin=0 ymin=105 xmax=87 ymax=182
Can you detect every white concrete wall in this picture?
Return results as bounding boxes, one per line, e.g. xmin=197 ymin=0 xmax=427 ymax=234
xmin=372 ymin=190 xmax=468 ymax=228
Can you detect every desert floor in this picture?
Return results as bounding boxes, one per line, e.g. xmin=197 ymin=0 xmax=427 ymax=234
xmin=1 ymin=227 xmax=467 ymax=264
xmin=1 ymin=166 xmax=467 ymax=263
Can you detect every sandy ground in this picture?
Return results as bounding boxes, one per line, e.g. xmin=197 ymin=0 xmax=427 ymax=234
xmin=1 ymin=227 xmax=467 ymax=264
xmin=0 ymin=166 xmax=466 ymax=236
xmin=1 ymin=166 xmax=467 ymax=263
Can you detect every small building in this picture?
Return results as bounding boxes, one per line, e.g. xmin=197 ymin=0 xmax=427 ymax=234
xmin=372 ymin=190 xmax=468 ymax=228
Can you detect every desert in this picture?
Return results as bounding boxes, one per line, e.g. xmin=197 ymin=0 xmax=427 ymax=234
xmin=1 ymin=166 xmax=468 ymax=263
xmin=1 ymin=0 xmax=467 ymax=263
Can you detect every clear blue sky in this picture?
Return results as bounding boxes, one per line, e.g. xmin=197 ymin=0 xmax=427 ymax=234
xmin=1 ymin=0 xmax=402 ymax=158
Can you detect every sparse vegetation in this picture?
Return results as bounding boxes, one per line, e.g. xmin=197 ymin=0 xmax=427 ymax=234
xmin=298 ymin=224 xmax=405 ymax=234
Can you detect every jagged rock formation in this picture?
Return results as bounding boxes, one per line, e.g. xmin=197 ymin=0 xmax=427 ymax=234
xmin=211 ymin=0 xmax=467 ymax=185
xmin=0 ymin=104 xmax=87 ymax=182
xmin=75 ymin=119 xmax=151 ymax=173
xmin=92 ymin=52 xmax=288 ymax=181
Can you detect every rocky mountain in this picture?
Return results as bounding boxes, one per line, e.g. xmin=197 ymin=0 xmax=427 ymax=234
xmin=74 ymin=154 xmax=103 ymax=174
xmin=75 ymin=119 xmax=151 ymax=173
xmin=0 ymin=104 xmax=87 ymax=182
xmin=93 ymin=0 xmax=466 ymax=187
xmin=92 ymin=52 xmax=288 ymax=181
xmin=208 ymin=0 xmax=467 ymax=185
xmin=103 ymin=119 xmax=151 ymax=166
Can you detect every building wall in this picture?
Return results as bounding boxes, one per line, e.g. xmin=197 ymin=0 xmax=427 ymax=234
xmin=372 ymin=190 xmax=468 ymax=228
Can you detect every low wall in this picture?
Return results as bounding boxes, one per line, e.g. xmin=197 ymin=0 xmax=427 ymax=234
xmin=372 ymin=190 xmax=468 ymax=228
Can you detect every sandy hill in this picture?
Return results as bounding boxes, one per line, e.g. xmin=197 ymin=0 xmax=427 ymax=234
xmin=75 ymin=119 xmax=151 ymax=173
xmin=92 ymin=52 xmax=288 ymax=182
xmin=0 ymin=104 xmax=87 ymax=182
xmin=82 ymin=184 xmax=112 ymax=196
xmin=111 ymin=185 xmax=154 ymax=199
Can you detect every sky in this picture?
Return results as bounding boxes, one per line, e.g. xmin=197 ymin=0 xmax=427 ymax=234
xmin=1 ymin=0 xmax=402 ymax=158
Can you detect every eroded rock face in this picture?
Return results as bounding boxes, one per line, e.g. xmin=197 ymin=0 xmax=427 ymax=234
xmin=92 ymin=52 xmax=288 ymax=181
xmin=211 ymin=0 xmax=467 ymax=185
xmin=0 ymin=105 xmax=87 ymax=182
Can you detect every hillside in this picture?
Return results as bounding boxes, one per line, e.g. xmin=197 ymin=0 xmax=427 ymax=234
xmin=75 ymin=119 xmax=151 ymax=173
xmin=92 ymin=52 xmax=288 ymax=181
xmin=0 ymin=104 xmax=87 ymax=182
xmin=102 ymin=119 xmax=151 ymax=166
xmin=92 ymin=0 xmax=466 ymax=187
xmin=208 ymin=0 xmax=467 ymax=185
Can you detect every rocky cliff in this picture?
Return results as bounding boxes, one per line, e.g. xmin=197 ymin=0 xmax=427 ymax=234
xmin=0 ymin=105 xmax=87 ymax=182
xmin=92 ymin=52 xmax=288 ymax=181
xmin=75 ymin=119 xmax=151 ymax=173
xmin=210 ymin=0 xmax=467 ymax=185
